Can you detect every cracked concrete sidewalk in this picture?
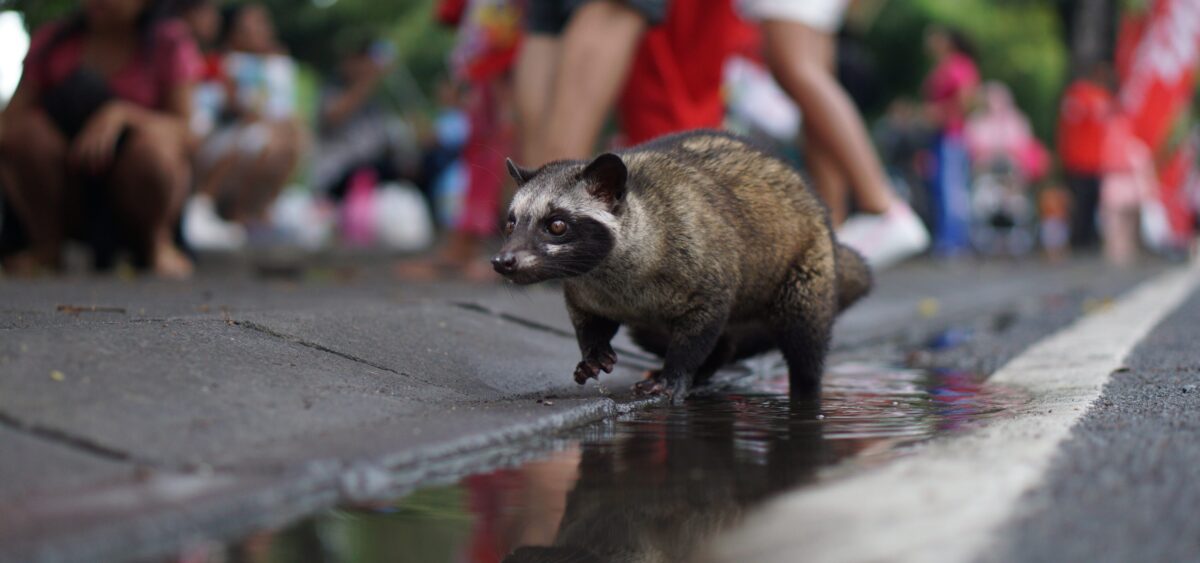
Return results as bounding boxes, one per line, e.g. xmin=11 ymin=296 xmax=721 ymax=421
xmin=0 ymin=257 xmax=1163 ymax=562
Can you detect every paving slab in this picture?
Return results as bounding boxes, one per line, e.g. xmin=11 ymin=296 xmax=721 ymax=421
xmin=0 ymin=319 xmax=456 ymax=469
xmin=236 ymin=301 xmax=650 ymax=401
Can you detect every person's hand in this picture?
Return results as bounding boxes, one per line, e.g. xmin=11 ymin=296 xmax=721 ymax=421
xmin=71 ymin=101 xmax=129 ymax=174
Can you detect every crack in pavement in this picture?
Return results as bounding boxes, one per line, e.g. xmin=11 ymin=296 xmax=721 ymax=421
xmin=228 ymin=319 xmax=479 ymax=399
xmin=231 ymin=319 xmax=414 ymax=379
xmin=0 ymin=410 xmax=140 ymax=465
xmin=451 ymin=301 xmax=658 ymax=363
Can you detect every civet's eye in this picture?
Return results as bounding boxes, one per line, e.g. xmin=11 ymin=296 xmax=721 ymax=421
xmin=547 ymin=219 xmax=568 ymax=236
xmin=504 ymin=216 xmax=516 ymax=236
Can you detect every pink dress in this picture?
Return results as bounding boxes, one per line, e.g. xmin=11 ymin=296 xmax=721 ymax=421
xmin=24 ymin=19 xmax=201 ymax=110
xmin=1101 ymin=116 xmax=1155 ymax=210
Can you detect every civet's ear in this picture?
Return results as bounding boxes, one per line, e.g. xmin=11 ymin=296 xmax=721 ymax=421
xmin=505 ymin=158 xmax=536 ymax=184
xmin=579 ymin=153 xmax=627 ymax=207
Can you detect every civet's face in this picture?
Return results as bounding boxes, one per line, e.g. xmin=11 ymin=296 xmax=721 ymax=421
xmin=491 ymin=155 xmax=626 ymax=285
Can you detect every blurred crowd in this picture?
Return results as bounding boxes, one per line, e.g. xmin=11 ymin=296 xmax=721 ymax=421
xmin=0 ymin=0 xmax=1196 ymax=280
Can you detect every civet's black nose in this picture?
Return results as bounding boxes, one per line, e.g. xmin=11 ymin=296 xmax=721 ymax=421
xmin=491 ymin=253 xmax=518 ymax=274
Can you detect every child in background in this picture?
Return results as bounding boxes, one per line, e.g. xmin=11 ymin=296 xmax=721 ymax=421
xmin=185 ymin=3 xmax=305 ymax=249
xmin=1038 ymin=184 xmax=1071 ymax=263
xmin=1100 ymin=114 xmax=1157 ymax=267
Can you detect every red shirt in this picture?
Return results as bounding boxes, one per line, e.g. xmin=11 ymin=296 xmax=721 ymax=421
xmin=1057 ymin=80 xmax=1114 ymax=175
xmin=24 ymin=19 xmax=201 ymax=110
xmin=617 ymin=0 xmax=747 ymax=145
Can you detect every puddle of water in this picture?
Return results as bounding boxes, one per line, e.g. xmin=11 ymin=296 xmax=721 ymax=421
xmin=220 ymin=365 xmax=1025 ymax=563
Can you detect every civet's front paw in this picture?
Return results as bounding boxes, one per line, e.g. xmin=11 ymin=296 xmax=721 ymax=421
xmin=573 ymin=347 xmax=617 ymax=384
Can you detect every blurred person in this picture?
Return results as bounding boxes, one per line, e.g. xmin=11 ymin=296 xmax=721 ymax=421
xmin=184 ymin=3 xmax=304 ymax=249
xmin=0 ymin=0 xmax=199 ymax=277
xmin=964 ymin=82 xmax=1045 ymax=256
xmin=417 ymin=77 xmax=470 ymax=218
xmin=923 ymin=25 xmax=980 ymax=256
xmin=396 ymin=0 xmax=523 ymax=282
xmin=1100 ymin=113 xmax=1157 ymax=267
xmin=310 ymin=38 xmax=419 ymax=202
xmin=1057 ymin=63 xmax=1116 ymax=250
xmin=175 ymin=0 xmax=247 ymax=250
xmin=966 ymin=82 xmax=1048 ymax=182
xmin=739 ymin=0 xmax=930 ymax=270
xmin=175 ymin=0 xmax=224 ymax=137
xmin=1038 ymin=184 xmax=1072 ymax=262
xmin=515 ymin=0 xmax=743 ymax=166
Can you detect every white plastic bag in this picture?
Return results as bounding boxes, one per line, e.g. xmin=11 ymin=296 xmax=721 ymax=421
xmin=269 ymin=188 xmax=334 ymax=250
xmin=374 ymin=182 xmax=434 ymax=252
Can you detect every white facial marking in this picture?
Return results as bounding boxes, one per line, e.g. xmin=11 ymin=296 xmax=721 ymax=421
xmin=516 ymin=253 xmax=539 ymax=269
xmin=511 ymin=189 xmax=554 ymax=220
xmin=511 ymin=177 xmax=620 ymax=236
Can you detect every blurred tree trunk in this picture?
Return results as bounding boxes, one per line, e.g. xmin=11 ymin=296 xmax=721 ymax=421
xmin=1062 ymin=0 xmax=1117 ymax=75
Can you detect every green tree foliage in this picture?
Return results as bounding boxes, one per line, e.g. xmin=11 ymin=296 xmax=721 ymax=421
xmin=1 ymin=0 xmax=74 ymax=28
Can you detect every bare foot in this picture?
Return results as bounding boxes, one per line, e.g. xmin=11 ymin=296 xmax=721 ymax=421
xmin=152 ymin=242 xmax=193 ymax=280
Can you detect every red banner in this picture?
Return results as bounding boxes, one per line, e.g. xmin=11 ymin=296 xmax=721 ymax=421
xmin=1118 ymin=0 xmax=1200 ymax=245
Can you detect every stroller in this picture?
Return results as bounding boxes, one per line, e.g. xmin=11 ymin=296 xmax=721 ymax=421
xmin=968 ymin=159 xmax=1036 ymax=257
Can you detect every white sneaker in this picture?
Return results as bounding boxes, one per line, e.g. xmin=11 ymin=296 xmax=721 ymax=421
xmin=837 ymin=200 xmax=930 ymax=270
xmin=183 ymin=195 xmax=246 ymax=251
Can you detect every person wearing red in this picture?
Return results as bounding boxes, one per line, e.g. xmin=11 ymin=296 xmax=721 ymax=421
xmin=515 ymin=0 xmax=743 ymax=166
xmin=0 ymin=0 xmax=199 ymax=277
xmin=616 ymin=1 xmax=746 ymax=146
xmin=397 ymin=0 xmax=523 ymax=282
xmin=923 ymin=26 xmax=980 ymax=255
xmin=1057 ymin=63 xmax=1116 ymax=249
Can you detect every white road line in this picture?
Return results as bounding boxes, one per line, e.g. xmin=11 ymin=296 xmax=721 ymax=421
xmin=701 ymin=262 xmax=1200 ymax=563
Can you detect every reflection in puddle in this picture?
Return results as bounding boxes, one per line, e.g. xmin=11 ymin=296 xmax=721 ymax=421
xmin=225 ymin=365 xmax=1025 ymax=563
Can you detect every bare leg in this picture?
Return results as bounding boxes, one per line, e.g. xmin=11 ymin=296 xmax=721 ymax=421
xmin=807 ymin=132 xmax=848 ymax=225
xmin=0 ymin=110 xmax=69 ymax=272
xmin=538 ymin=0 xmax=648 ymax=162
xmin=513 ymin=33 xmax=560 ymax=166
xmin=195 ymin=147 xmax=239 ymax=200
xmin=108 ymin=127 xmax=193 ymax=278
xmin=762 ymin=19 xmax=892 ymax=216
xmin=232 ymin=120 xmax=302 ymax=222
